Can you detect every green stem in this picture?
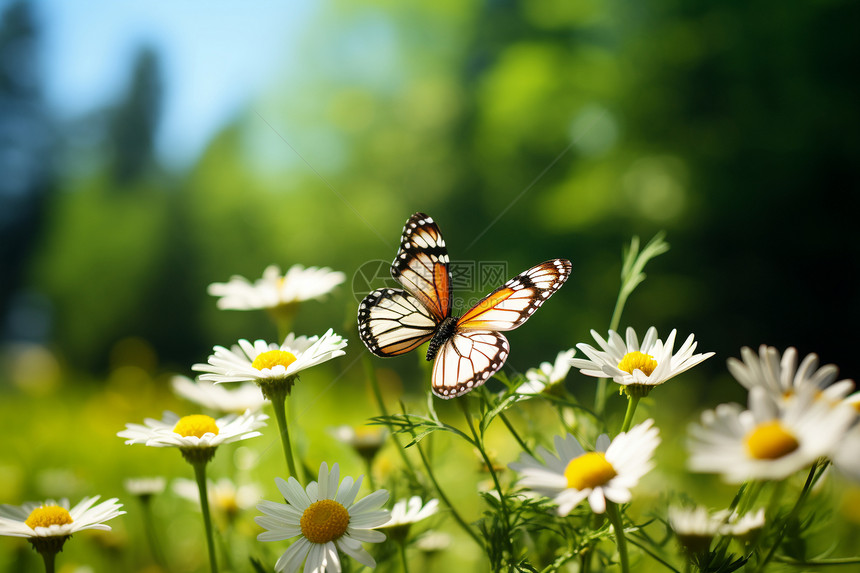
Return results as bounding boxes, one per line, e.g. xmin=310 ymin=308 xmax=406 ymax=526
xmin=605 ymin=502 xmax=630 ymax=573
xmin=270 ymin=304 xmax=296 ymax=343
xmin=595 ymin=379 xmax=608 ymax=416
xmin=764 ymin=480 xmax=786 ymax=520
xmin=192 ymin=460 xmax=219 ymax=573
xmin=363 ymin=354 xmax=419 ymax=480
xmin=754 ymin=462 xmax=820 ymax=573
xmin=580 ymin=547 xmax=592 ymax=573
xmin=499 ymin=411 xmax=533 ymax=456
xmin=734 ymin=480 xmax=780 ymax=559
xmin=714 ymin=480 xmax=764 ymax=557
xmin=537 ymin=549 xmax=579 ymax=573
xmin=608 ymin=288 xmax=626 ymax=334
xmin=775 ymin=556 xmax=860 ymax=566
xmin=459 ymin=399 xmax=513 ymax=557
xmin=139 ymin=496 xmax=168 ymax=570
xmin=269 ymin=391 xmax=300 ymax=480
xmin=399 ymin=540 xmax=411 ymax=573
xmin=727 ymin=482 xmax=748 ymax=513
xmin=626 ymin=533 xmax=682 ymax=573
xmin=414 ymin=439 xmax=483 ymax=548
xmin=362 ymin=456 xmax=377 ymax=491
xmin=620 ymin=395 xmax=641 ymax=433
xmin=742 ymin=481 xmax=764 ymax=514
xmin=39 ymin=550 xmax=55 ymax=573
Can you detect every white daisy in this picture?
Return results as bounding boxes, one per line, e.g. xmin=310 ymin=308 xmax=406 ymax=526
xmin=727 ymin=345 xmax=855 ymax=404
xmin=571 ymin=327 xmax=713 ymax=394
xmin=380 ymin=496 xmax=439 ymax=544
xmin=0 ymin=496 xmax=124 ymax=554
xmin=117 ymin=410 xmax=267 ymax=450
xmin=171 ymin=375 xmax=267 ymax=413
xmin=668 ymin=505 xmax=728 ymax=554
xmin=723 ymin=508 xmax=765 ymax=539
xmin=192 ymin=330 xmax=347 ymax=394
xmin=516 ymin=349 xmax=576 ymax=397
xmin=173 ymin=477 xmax=263 ymax=521
xmin=255 ymin=462 xmax=389 ymax=573
xmin=842 ymin=392 xmax=860 ymax=414
xmin=687 ymin=387 xmax=855 ymax=483
xmin=382 ymin=496 xmax=438 ymax=529
xmin=833 ymin=423 xmax=860 ymax=482
xmin=208 ymin=264 xmax=345 ymax=311
xmin=509 ymin=419 xmax=660 ymax=515
xmin=123 ymin=477 xmax=167 ymax=498
xmin=329 ymin=425 xmax=387 ymax=462
xmin=414 ymin=531 xmax=452 ymax=553
xmin=668 ymin=506 xmax=765 ymax=554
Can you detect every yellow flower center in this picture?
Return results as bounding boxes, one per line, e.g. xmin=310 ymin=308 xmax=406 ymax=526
xmin=300 ymin=499 xmax=350 ymax=543
xmin=173 ymin=414 xmax=220 ymax=438
xmin=564 ymin=452 xmax=618 ymax=490
xmin=251 ymin=350 xmax=297 ymax=371
xmin=353 ymin=426 xmax=385 ymax=444
xmin=745 ymin=421 xmax=799 ymax=460
xmin=617 ymin=351 xmax=658 ymax=376
xmin=25 ymin=506 xmax=73 ymax=529
xmin=214 ymin=491 xmax=240 ymax=517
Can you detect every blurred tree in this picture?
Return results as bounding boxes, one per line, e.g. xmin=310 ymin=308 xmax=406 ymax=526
xmin=616 ymin=0 xmax=860 ymax=379
xmin=14 ymin=0 xmax=860 ymax=387
xmin=26 ymin=44 xmax=180 ymax=372
xmin=107 ymin=47 xmax=162 ymax=184
xmin=0 ymin=1 xmax=56 ymax=343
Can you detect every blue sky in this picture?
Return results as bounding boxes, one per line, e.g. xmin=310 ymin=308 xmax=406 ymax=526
xmin=25 ymin=0 xmax=316 ymax=168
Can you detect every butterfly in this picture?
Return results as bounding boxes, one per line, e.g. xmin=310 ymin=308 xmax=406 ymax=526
xmin=357 ymin=212 xmax=572 ymax=399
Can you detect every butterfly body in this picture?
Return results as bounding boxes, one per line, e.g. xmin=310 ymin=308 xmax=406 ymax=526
xmin=357 ymin=212 xmax=571 ymax=398
xmin=426 ymin=316 xmax=458 ymax=361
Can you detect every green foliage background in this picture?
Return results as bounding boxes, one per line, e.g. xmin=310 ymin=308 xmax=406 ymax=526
xmin=1 ymin=0 xmax=859 ymax=571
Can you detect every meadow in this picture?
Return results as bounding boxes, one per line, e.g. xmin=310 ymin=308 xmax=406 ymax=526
xmin=1 ymin=0 xmax=859 ymax=571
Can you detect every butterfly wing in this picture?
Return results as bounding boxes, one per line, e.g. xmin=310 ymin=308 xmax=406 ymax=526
xmin=456 ymin=259 xmax=572 ymax=331
xmin=431 ymin=330 xmax=510 ymax=398
xmin=358 ymin=288 xmax=438 ymax=357
xmin=391 ymin=213 xmax=452 ymax=322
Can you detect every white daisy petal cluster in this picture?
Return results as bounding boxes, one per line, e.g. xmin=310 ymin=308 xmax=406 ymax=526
xmin=329 ymin=425 xmax=387 ymax=462
xmin=833 ymin=423 xmax=860 ymax=482
xmin=727 ymin=345 xmax=855 ymax=404
xmin=668 ymin=505 xmax=728 ymax=553
xmin=383 ymin=496 xmax=439 ymax=528
xmin=509 ymin=419 xmax=660 ymax=515
xmin=669 ymin=506 xmax=764 ymax=539
xmin=517 ymin=349 xmax=576 ymax=397
xmin=256 ymin=462 xmax=389 ymax=573
xmin=843 ymin=392 xmax=860 ymax=412
xmin=123 ymin=477 xmax=167 ymax=497
xmin=117 ymin=410 xmax=267 ymax=449
xmin=414 ymin=531 xmax=452 ymax=553
xmin=208 ymin=264 xmax=346 ymax=311
xmin=192 ymin=329 xmax=347 ymax=385
xmin=172 ymin=375 xmax=267 ymax=413
xmin=687 ymin=387 xmax=855 ymax=483
xmin=668 ymin=506 xmax=765 ymax=554
xmin=571 ymin=327 xmax=713 ymax=390
xmin=724 ymin=508 xmax=765 ymax=538
xmin=173 ymin=477 xmax=263 ymax=515
xmin=0 ymin=496 xmax=124 ymax=539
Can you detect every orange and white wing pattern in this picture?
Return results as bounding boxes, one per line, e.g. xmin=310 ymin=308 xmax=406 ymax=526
xmin=357 ymin=212 xmax=572 ymax=400
xmin=456 ymin=259 xmax=572 ymax=332
xmin=358 ymin=288 xmax=438 ymax=357
xmin=391 ymin=213 xmax=451 ymax=322
xmin=431 ymin=330 xmax=510 ymax=398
